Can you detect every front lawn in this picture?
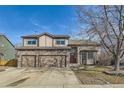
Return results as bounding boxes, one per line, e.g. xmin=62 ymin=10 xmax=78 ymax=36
xmin=73 ymin=66 xmax=124 ymax=84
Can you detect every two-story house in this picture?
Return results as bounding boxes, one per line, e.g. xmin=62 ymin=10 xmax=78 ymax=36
xmin=16 ymin=32 xmax=101 ymax=68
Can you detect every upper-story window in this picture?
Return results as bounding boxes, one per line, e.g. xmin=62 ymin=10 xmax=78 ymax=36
xmin=56 ymin=39 xmax=65 ymax=45
xmin=27 ymin=39 xmax=37 ymax=45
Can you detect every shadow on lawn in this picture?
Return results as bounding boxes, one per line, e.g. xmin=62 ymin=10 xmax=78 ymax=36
xmin=7 ymin=77 xmax=30 ymax=87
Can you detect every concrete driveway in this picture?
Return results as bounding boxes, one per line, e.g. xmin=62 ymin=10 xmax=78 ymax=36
xmin=0 ymin=67 xmax=81 ymax=88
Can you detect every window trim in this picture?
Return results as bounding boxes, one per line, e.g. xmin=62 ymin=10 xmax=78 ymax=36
xmin=88 ymin=52 xmax=94 ymax=59
xmin=55 ymin=39 xmax=65 ymax=45
xmin=27 ymin=39 xmax=37 ymax=45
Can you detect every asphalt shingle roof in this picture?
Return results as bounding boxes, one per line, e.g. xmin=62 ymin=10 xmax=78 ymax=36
xmin=68 ymin=40 xmax=100 ymax=46
xmin=21 ymin=32 xmax=70 ymax=39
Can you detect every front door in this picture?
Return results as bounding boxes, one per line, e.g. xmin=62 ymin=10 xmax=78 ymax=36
xmin=81 ymin=51 xmax=87 ymax=65
xmin=70 ymin=53 xmax=77 ymax=63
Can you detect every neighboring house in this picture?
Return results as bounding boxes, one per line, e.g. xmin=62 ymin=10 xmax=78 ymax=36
xmin=16 ymin=32 xmax=101 ymax=68
xmin=0 ymin=34 xmax=15 ymax=65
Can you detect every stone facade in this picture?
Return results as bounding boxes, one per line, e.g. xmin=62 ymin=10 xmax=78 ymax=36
xmin=16 ymin=48 xmax=71 ymax=68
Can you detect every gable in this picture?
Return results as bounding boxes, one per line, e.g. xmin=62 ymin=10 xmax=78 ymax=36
xmin=39 ymin=34 xmax=53 ymax=47
xmin=39 ymin=34 xmax=53 ymax=39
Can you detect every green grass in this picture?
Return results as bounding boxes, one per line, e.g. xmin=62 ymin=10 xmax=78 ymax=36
xmin=84 ymin=66 xmax=111 ymax=72
xmin=74 ymin=66 xmax=124 ymax=84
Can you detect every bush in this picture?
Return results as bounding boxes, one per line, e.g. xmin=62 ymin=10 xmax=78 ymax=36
xmin=0 ymin=60 xmax=7 ymax=66
xmin=97 ymin=53 xmax=112 ymax=66
xmin=5 ymin=59 xmax=17 ymax=67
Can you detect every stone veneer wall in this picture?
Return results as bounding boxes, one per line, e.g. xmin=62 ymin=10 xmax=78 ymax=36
xmin=16 ymin=49 xmax=70 ymax=68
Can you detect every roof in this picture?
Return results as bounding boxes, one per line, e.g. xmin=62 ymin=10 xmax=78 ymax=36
xmin=68 ymin=40 xmax=100 ymax=46
xmin=15 ymin=46 xmax=71 ymax=50
xmin=21 ymin=32 xmax=70 ymax=39
xmin=0 ymin=34 xmax=15 ymax=47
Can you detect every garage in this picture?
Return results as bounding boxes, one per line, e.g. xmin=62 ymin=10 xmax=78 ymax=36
xmin=38 ymin=55 xmax=66 ymax=68
xmin=21 ymin=55 xmax=36 ymax=67
xmin=16 ymin=47 xmax=70 ymax=68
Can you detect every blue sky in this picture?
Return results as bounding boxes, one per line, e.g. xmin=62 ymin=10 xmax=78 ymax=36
xmin=0 ymin=5 xmax=80 ymax=45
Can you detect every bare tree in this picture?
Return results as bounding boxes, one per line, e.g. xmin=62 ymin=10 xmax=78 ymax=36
xmin=77 ymin=5 xmax=124 ymax=71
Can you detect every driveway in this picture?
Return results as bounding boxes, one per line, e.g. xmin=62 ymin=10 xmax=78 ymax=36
xmin=0 ymin=67 xmax=81 ymax=88
xmin=1 ymin=67 xmax=124 ymax=88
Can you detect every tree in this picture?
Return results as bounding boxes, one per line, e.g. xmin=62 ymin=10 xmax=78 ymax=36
xmin=76 ymin=5 xmax=124 ymax=71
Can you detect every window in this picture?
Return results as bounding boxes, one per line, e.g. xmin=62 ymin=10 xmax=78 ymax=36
xmin=82 ymin=51 xmax=94 ymax=60
xmin=27 ymin=39 xmax=37 ymax=45
xmin=56 ymin=39 xmax=65 ymax=45
xmin=61 ymin=40 xmax=65 ymax=44
xmin=82 ymin=52 xmax=87 ymax=60
xmin=88 ymin=52 xmax=94 ymax=59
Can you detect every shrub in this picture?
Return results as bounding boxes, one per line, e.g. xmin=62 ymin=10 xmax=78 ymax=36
xmin=5 ymin=59 xmax=17 ymax=67
xmin=0 ymin=60 xmax=7 ymax=66
xmin=97 ymin=52 xmax=112 ymax=66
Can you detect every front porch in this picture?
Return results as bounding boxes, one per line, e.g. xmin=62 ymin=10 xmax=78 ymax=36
xmin=80 ymin=50 xmax=97 ymax=65
xmin=69 ymin=46 xmax=100 ymax=67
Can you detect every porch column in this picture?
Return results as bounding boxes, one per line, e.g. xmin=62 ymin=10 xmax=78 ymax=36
xmin=35 ymin=55 xmax=39 ymax=67
xmin=66 ymin=50 xmax=70 ymax=68
xmin=16 ymin=51 xmax=22 ymax=68
xmin=77 ymin=47 xmax=81 ymax=65
xmin=17 ymin=61 xmax=22 ymax=68
xmin=94 ymin=52 xmax=97 ymax=64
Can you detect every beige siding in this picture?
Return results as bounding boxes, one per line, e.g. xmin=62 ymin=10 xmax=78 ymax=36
xmin=23 ymin=35 xmax=69 ymax=47
xmin=39 ymin=35 xmax=53 ymax=47
xmin=46 ymin=36 xmax=53 ymax=46
xmin=23 ymin=39 xmax=37 ymax=47
xmin=39 ymin=35 xmax=45 ymax=47
xmin=53 ymin=39 xmax=68 ymax=47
